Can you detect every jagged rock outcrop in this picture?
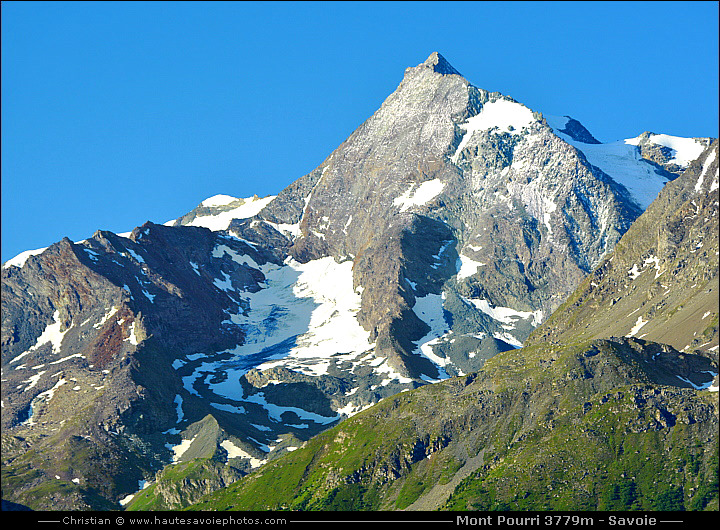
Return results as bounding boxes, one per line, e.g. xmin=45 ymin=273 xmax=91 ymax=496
xmin=530 ymin=140 xmax=719 ymax=357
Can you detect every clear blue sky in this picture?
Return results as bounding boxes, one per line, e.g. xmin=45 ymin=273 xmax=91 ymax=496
xmin=2 ymin=1 xmax=718 ymax=262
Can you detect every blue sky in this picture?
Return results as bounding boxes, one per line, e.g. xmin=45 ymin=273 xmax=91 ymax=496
xmin=2 ymin=1 xmax=718 ymax=262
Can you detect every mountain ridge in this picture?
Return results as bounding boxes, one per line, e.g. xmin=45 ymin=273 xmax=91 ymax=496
xmin=178 ymin=141 xmax=719 ymax=513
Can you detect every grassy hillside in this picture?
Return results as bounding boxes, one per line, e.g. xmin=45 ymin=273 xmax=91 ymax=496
xmin=181 ymin=338 xmax=717 ymax=511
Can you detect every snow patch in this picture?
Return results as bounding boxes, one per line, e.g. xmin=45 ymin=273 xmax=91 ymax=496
xmin=174 ymin=394 xmax=184 ymax=423
xmin=220 ymin=439 xmax=265 ymax=468
xmin=188 ymin=195 xmax=276 ymax=231
xmin=119 ymin=480 xmax=151 ymax=507
xmin=11 ymin=310 xmax=70 ymax=365
xmin=456 ymin=254 xmax=485 ymax=279
xmin=94 ymin=306 xmax=119 ymax=329
xmin=411 ymin=293 xmax=452 ymax=378
xmin=2 ymin=247 xmax=47 ymax=269
xmin=632 ymin=134 xmax=706 ymax=167
xmin=48 ymin=353 xmax=85 ymax=366
xmin=393 ymin=179 xmax=445 ymax=212
xmin=452 ymin=99 xmax=535 ymax=163
xmin=626 ymin=316 xmax=648 ymax=337
xmin=213 ymin=271 xmax=235 ymax=292
xmin=696 ymin=149 xmax=717 ymax=193
xmin=465 ymin=298 xmax=543 ymax=328
xmin=141 ymin=289 xmax=155 ymax=303
xmin=676 ymin=374 xmax=718 ymax=391
xmin=166 ymin=435 xmax=197 ymax=463
xmin=335 ymin=401 xmax=375 ymax=417
xmin=212 ymin=244 xmax=261 ymax=270
xmin=210 ymin=402 xmax=246 ymax=415
xmin=126 ymin=248 xmax=145 ymax=264
xmin=123 ymin=321 xmax=139 ymax=346
xmin=21 ymin=376 xmax=67 ymax=425
xmin=243 ymin=391 xmax=341 ymax=425
xmin=263 ymin=221 xmax=301 ymax=239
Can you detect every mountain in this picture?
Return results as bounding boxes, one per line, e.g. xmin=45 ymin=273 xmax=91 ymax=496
xmin=183 ymin=141 xmax=720 ymax=512
xmin=529 ymin=139 xmax=719 ymax=357
xmin=1 ymin=52 xmax=715 ymax=510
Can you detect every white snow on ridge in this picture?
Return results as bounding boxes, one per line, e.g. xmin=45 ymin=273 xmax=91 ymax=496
xmin=5 ymin=195 xmax=274 ymax=270
xmin=547 ymin=117 xmax=677 ymax=211
xmin=3 ymin=247 xmax=47 ymax=269
xmin=452 ymin=99 xmax=535 ymax=164
xmin=626 ymin=134 xmax=706 ymax=168
xmin=201 ymin=194 xmax=241 ymax=208
xmin=187 ymin=195 xmax=276 ymax=231
xmin=393 ymin=179 xmax=446 ymax=212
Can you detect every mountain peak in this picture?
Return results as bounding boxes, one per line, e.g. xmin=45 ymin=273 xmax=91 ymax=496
xmin=421 ymin=51 xmax=462 ymax=76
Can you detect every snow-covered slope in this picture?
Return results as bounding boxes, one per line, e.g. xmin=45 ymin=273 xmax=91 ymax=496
xmin=2 ymin=247 xmax=48 ymax=269
xmin=625 ymin=133 xmax=707 ymax=168
xmin=170 ymin=194 xmax=277 ymax=231
xmin=547 ymin=116 xmax=692 ymax=210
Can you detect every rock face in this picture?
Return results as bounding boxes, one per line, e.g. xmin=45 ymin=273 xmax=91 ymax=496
xmin=1 ymin=52 xmax=715 ymax=510
xmin=530 ymin=140 xmax=719 ymax=357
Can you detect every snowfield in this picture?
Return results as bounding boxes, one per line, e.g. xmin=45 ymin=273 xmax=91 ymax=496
xmin=546 ymin=116 xmax=708 ymax=211
xmin=626 ymin=133 xmax=706 ymax=167
xmin=185 ymin=195 xmax=276 ymax=231
xmin=452 ymin=99 xmax=535 ymax=163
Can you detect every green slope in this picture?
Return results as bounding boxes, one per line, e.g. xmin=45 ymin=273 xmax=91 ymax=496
xmin=183 ymin=338 xmax=717 ymax=511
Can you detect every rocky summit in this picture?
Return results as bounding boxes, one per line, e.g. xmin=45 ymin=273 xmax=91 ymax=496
xmin=1 ymin=53 xmax=717 ymax=511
